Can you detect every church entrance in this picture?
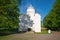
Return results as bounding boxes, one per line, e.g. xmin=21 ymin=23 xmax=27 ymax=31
xmin=28 ymin=28 xmax=31 ymax=31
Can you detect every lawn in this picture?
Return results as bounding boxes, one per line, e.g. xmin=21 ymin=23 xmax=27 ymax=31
xmin=34 ymin=29 xmax=48 ymax=34
xmin=0 ymin=35 xmax=11 ymax=40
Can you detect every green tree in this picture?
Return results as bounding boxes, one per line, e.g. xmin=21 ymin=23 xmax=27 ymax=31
xmin=0 ymin=0 xmax=21 ymax=32
xmin=43 ymin=0 xmax=60 ymax=31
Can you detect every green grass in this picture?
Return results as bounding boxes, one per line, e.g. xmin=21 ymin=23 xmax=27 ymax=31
xmin=34 ymin=30 xmax=48 ymax=34
xmin=0 ymin=35 xmax=11 ymax=40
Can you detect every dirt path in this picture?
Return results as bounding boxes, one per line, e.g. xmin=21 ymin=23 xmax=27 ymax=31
xmin=0 ymin=32 xmax=60 ymax=40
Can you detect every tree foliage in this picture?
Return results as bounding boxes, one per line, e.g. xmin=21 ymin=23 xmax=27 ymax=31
xmin=43 ymin=0 xmax=60 ymax=31
xmin=0 ymin=0 xmax=21 ymax=31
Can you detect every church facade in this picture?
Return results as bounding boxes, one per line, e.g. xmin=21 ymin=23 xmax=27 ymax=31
xmin=18 ymin=5 xmax=41 ymax=32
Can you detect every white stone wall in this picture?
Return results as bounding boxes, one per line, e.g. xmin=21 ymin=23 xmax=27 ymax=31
xmin=34 ymin=14 xmax=41 ymax=32
xmin=27 ymin=5 xmax=41 ymax=32
xmin=18 ymin=5 xmax=41 ymax=32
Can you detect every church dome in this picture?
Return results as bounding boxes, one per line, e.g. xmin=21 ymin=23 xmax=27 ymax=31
xmin=27 ymin=5 xmax=35 ymax=13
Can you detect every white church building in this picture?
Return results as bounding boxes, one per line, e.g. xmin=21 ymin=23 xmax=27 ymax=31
xmin=18 ymin=5 xmax=41 ymax=32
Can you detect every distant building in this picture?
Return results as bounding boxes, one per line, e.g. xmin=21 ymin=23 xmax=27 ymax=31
xmin=18 ymin=5 xmax=41 ymax=32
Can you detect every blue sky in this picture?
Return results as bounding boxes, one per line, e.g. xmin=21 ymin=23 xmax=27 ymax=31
xmin=19 ymin=0 xmax=55 ymax=21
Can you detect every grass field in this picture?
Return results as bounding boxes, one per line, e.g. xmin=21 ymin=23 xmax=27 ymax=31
xmin=34 ymin=29 xmax=48 ymax=34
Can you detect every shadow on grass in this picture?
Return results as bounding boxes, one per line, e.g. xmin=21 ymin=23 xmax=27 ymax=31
xmin=0 ymin=28 xmax=26 ymax=36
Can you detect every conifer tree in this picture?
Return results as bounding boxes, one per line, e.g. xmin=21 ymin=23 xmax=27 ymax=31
xmin=0 ymin=0 xmax=21 ymax=30
xmin=43 ymin=0 xmax=60 ymax=31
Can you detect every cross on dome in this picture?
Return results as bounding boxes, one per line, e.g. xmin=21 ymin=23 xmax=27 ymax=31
xmin=28 ymin=5 xmax=34 ymax=9
xmin=27 ymin=5 xmax=35 ymax=13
